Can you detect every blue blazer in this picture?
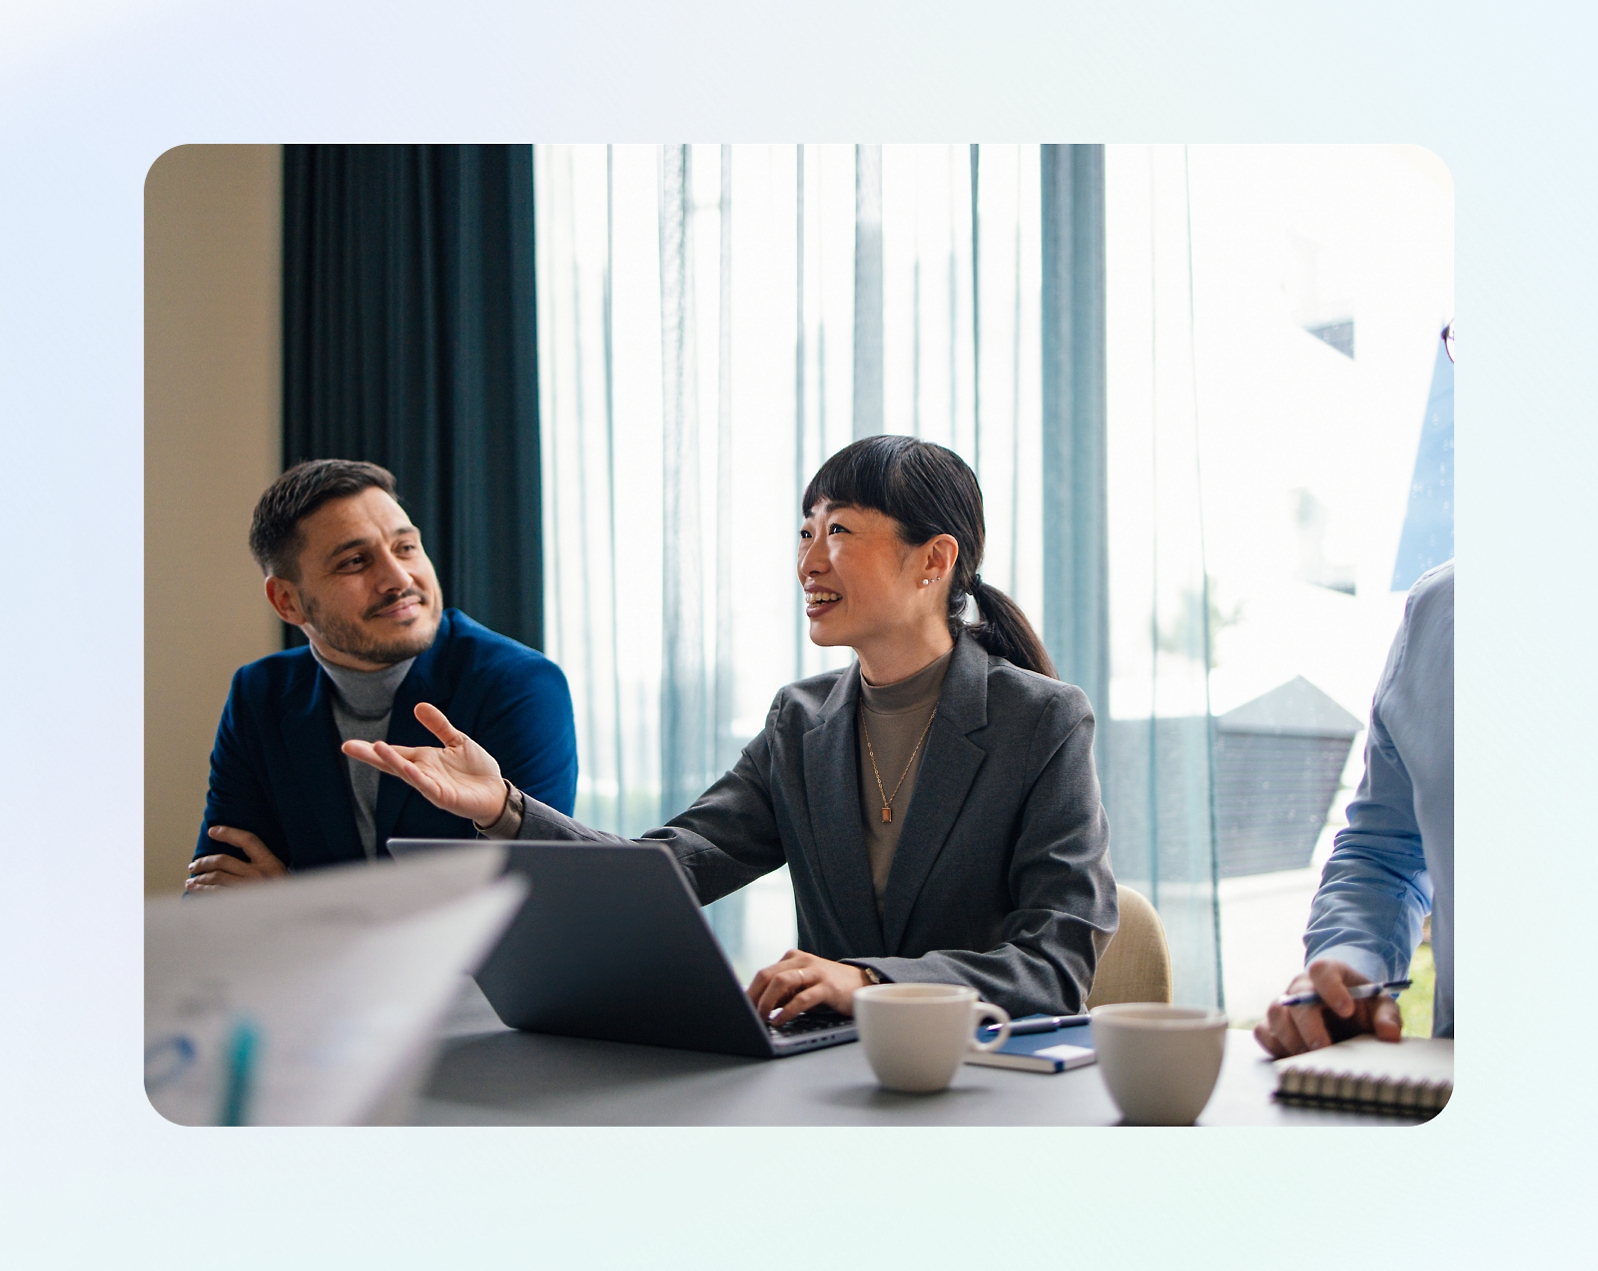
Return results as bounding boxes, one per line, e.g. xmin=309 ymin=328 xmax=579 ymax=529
xmin=196 ymin=609 xmax=577 ymax=871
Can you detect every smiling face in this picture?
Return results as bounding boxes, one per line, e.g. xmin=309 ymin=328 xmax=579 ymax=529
xmin=265 ymin=487 xmax=443 ymax=669
xmin=798 ymin=501 xmax=959 ymax=681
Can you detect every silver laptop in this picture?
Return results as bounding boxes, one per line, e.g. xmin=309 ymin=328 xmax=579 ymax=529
xmin=389 ymin=838 xmax=857 ymax=1058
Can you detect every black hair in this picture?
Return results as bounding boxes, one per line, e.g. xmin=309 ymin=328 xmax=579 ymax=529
xmin=248 ymin=459 xmax=399 ymax=579
xmin=802 ymin=435 xmax=1057 ymax=678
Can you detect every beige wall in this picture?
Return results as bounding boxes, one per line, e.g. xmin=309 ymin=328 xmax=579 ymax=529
xmin=145 ymin=145 xmax=283 ymax=894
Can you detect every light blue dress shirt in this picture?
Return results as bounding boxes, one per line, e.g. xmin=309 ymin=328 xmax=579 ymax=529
xmin=1303 ymin=561 xmax=1454 ymax=1037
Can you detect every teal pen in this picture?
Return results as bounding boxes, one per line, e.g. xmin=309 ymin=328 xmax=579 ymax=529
xmin=218 ymin=1019 xmax=259 ymax=1127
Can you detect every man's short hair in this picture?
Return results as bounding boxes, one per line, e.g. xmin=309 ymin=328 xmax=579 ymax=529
xmin=249 ymin=459 xmax=399 ymax=579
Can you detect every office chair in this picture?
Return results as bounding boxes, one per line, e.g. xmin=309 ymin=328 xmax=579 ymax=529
xmin=1085 ymin=885 xmax=1173 ymax=1008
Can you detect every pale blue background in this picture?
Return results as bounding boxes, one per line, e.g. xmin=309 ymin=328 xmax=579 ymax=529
xmin=0 ymin=2 xmax=1588 ymax=1265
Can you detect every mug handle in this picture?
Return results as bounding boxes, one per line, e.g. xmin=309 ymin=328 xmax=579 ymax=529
xmin=968 ymin=1002 xmax=1012 ymax=1053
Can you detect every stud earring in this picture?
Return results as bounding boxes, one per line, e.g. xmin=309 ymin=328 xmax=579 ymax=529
xmin=921 ymin=579 xmax=930 ymax=586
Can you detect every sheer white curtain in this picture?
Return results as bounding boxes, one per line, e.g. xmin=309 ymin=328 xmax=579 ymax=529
xmin=1101 ymin=144 xmax=1224 ymax=1008
xmin=535 ymin=144 xmax=1060 ymax=984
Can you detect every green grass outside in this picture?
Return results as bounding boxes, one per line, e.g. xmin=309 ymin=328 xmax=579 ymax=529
xmin=1398 ymin=941 xmax=1434 ymax=1038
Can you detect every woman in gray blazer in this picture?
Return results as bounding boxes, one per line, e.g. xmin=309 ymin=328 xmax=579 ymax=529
xmin=346 ymin=436 xmax=1119 ymax=1022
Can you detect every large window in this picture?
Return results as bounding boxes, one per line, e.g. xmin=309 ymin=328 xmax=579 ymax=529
xmin=534 ymin=145 xmax=1452 ymax=1009
xmin=1139 ymin=146 xmax=1453 ymax=1021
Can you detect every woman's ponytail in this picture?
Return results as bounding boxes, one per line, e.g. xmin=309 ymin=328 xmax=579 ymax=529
xmin=964 ymin=575 xmax=1057 ymax=679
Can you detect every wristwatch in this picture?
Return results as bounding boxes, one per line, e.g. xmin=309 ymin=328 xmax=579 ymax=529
xmin=858 ymin=964 xmax=885 ymax=986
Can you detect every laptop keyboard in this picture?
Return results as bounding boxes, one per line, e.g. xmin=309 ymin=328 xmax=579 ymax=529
xmin=768 ymin=1005 xmax=854 ymax=1037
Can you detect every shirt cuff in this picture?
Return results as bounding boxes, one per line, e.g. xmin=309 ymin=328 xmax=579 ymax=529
xmin=1303 ymin=943 xmax=1394 ymax=986
xmin=475 ymin=780 xmax=525 ymax=840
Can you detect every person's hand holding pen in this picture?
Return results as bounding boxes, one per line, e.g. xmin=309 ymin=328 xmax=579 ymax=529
xmin=1253 ymin=959 xmax=1406 ymax=1058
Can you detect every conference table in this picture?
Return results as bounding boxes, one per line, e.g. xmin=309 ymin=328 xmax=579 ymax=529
xmin=405 ymin=979 xmax=1420 ymax=1126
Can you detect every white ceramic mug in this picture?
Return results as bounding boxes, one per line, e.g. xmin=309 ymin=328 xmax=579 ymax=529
xmin=1090 ymin=1003 xmax=1229 ymax=1125
xmin=852 ymin=983 xmax=1012 ymax=1093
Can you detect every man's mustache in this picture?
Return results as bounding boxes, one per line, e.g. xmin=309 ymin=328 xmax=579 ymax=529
xmin=365 ymin=588 xmax=429 ymax=619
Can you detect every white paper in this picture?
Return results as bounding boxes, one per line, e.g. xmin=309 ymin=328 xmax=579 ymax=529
xmin=145 ymin=845 xmax=524 ymax=1126
xmin=1034 ymin=1043 xmax=1097 ymax=1070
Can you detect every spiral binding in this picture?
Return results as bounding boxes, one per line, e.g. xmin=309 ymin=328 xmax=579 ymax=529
xmin=1275 ymin=1065 xmax=1451 ymax=1118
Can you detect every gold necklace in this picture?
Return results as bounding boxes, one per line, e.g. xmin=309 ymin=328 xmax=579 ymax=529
xmin=861 ymin=705 xmax=937 ymax=824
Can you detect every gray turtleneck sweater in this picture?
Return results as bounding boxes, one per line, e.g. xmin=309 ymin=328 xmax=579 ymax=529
xmin=309 ymin=646 xmax=417 ymax=859
xmin=855 ymin=647 xmax=953 ymax=910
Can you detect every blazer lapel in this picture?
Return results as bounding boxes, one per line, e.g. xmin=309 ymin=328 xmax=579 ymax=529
xmin=281 ymin=658 xmax=364 ymax=865
xmin=374 ymin=612 xmax=454 ymax=852
xmin=800 ymin=669 xmax=887 ymax=956
xmin=879 ymin=633 xmax=990 ymax=953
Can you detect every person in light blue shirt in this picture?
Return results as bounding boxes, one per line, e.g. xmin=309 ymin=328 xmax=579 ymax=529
xmin=1255 ymin=559 xmax=1453 ymax=1056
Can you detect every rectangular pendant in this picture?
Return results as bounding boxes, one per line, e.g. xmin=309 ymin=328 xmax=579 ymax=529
xmin=881 ymin=807 xmax=892 ymax=823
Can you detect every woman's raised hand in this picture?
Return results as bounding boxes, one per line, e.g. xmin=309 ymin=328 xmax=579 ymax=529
xmin=342 ymin=702 xmax=509 ymax=827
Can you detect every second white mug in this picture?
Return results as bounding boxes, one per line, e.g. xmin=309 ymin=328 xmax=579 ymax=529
xmin=1090 ymin=1003 xmax=1228 ymax=1124
xmin=853 ymin=983 xmax=1012 ymax=1093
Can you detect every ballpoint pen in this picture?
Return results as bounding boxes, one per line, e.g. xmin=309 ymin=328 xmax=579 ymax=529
xmin=1277 ymin=979 xmax=1411 ymax=1009
xmin=980 ymin=1013 xmax=1091 ymax=1036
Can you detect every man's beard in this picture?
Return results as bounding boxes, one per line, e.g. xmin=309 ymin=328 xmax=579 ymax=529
xmin=302 ymin=589 xmax=441 ymax=665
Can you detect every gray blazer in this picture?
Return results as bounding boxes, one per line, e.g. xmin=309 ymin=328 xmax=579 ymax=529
xmin=516 ymin=631 xmax=1119 ymax=1017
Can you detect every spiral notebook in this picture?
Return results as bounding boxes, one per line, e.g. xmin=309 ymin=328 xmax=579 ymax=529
xmin=1273 ymin=1036 xmax=1453 ymax=1118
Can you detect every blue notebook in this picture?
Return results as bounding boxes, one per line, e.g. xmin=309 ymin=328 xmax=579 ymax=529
xmin=966 ymin=1020 xmax=1097 ymax=1073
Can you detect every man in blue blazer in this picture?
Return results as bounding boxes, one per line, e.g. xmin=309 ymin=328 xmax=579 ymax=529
xmin=185 ymin=459 xmax=576 ymax=890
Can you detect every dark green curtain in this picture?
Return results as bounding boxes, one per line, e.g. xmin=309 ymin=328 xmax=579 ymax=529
xmin=281 ymin=144 xmax=543 ymax=650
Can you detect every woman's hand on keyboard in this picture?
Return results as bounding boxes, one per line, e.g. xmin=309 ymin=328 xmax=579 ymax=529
xmin=747 ymin=949 xmax=870 ymax=1025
